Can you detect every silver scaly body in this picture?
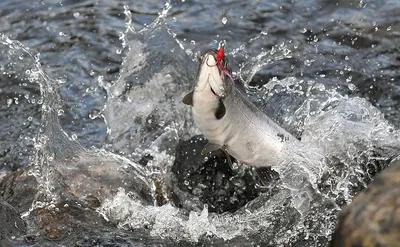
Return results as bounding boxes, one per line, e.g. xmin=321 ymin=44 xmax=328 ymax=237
xmin=183 ymin=49 xmax=299 ymax=168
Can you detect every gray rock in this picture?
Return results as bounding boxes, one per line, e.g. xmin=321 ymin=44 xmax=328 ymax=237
xmin=330 ymin=160 xmax=400 ymax=246
xmin=0 ymin=198 xmax=26 ymax=247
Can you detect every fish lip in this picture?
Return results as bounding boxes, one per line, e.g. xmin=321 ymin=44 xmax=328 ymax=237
xmin=202 ymin=49 xmax=222 ymax=75
xmin=194 ymin=49 xmax=230 ymax=96
xmin=203 ymin=49 xmax=218 ymax=58
xmin=202 ymin=49 xmax=218 ymax=65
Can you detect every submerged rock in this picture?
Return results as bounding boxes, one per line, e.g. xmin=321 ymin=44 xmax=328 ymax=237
xmin=0 ymin=198 xmax=26 ymax=247
xmin=171 ymin=135 xmax=260 ymax=214
xmin=330 ymin=160 xmax=400 ymax=247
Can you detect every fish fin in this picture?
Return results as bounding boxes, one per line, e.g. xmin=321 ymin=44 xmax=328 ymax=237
xmin=255 ymin=167 xmax=279 ymax=186
xmin=201 ymin=142 xmax=221 ymax=155
xmin=222 ymin=149 xmax=233 ymax=169
xmin=182 ymin=91 xmax=194 ymax=106
xmin=215 ymin=98 xmax=226 ymax=119
xmin=234 ymin=79 xmax=247 ymax=94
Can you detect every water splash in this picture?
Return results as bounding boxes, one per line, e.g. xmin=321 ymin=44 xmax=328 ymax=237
xmin=0 ymin=33 xmax=80 ymax=207
xmin=96 ymin=4 xmax=400 ymax=245
xmin=1 ymin=1 xmax=400 ymax=246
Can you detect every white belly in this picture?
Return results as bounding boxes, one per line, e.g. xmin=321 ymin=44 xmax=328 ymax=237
xmin=191 ymin=87 xmax=298 ymax=167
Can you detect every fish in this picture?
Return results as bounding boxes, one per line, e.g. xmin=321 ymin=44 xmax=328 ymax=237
xmin=183 ymin=45 xmax=299 ymax=168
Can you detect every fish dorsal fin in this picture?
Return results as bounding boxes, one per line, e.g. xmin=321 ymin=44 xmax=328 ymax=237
xmin=234 ymin=79 xmax=247 ymax=94
xmin=201 ymin=142 xmax=221 ymax=155
xmin=182 ymin=91 xmax=194 ymax=106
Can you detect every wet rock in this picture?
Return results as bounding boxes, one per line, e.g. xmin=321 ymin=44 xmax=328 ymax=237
xmin=0 ymin=198 xmax=26 ymax=247
xmin=330 ymin=160 xmax=400 ymax=247
xmin=55 ymin=150 xmax=154 ymax=205
xmin=0 ymin=169 xmax=38 ymax=213
xmin=171 ymin=135 xmax=259 ymax=214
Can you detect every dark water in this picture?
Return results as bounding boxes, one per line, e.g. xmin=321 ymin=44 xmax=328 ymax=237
xmin=1 ymin=0 xmax=400 ymax=246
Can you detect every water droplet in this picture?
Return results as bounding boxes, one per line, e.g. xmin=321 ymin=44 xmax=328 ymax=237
xmin=57 ymin=76 xmax=67 ymax=84
xmin=165 ymin=74 xmax=171 ymax=79
xmin=348 ymin=83 xmax=356 ymax=90
xmin=6 ymin=98 xmax=12 ymax=107
xmin=221 ymin=16 xmax=228 ymax=25
xmin=116 ymin=48 xmax=122 ymax=54
xmin=172 ymin=17 xmax=177 ymax=22
xmin=89 ymin=110 xmax=101 ymax=120
xmin=304 ymin=60 xmax=312 ymax=66
xmin=58 ymin=109 xmax=64 ymax=116
xmin=73 ymin=12 xmax=80 ymax=18
xmin=387 ymin=26 xmax=392 ymax=31
xmin=190 ymin=40 xmax=195 ymax=45
xmin=346 ymin=76 xmax=353 ymax=83
xmin=28 ymin=116 xmax=33 ymax=121
xmin=59 ymin=32 xmax=66 ymax=36
xmin=71 ymin=134 xmax=77 ymax=140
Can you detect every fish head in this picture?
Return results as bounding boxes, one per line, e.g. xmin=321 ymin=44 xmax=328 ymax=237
xmin=194 ymin=49 xmax=232 ymax=97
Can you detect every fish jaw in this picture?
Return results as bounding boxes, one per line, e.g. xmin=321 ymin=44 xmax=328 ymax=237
xmin=195 ymin=50 xmax=229 ymax=98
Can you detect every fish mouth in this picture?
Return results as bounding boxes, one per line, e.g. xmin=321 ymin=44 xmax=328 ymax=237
xmin=195 ymin=50 xmax=230 ymax=96
xmin=203 ymin=50 xmax=218 ymax=67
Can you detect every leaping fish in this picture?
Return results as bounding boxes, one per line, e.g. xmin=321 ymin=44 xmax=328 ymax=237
xmin=183 ymin=41 xmax=299 ymax=168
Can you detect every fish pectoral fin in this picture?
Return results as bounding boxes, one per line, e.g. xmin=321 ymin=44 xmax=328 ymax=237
xmin=182 ymin=91 xmax=194 ymax=106
xmin=255 ymin=167 xmax=280 ymax=186
xmin=201 ymin=142 xmax=222 ymax=155
xmin=214 ymin=98 xmax=226 ymax=119
xmin=221 ymin=149 xmax=233 ymax=169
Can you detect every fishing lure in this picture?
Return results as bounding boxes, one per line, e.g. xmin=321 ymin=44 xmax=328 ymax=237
xmin=216 ymin=40 xmax=233 ymax=80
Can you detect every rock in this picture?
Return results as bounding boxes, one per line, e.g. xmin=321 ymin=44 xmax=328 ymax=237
xmin=330 ymin=160 xmax=400 ymax=246
xmin=0 ymin=169 xmax=37 ymax=214
xmin=171 ymin=135 xmax=259 ymax=213
xmin=0 ymin=198 xmax=26 ymax=247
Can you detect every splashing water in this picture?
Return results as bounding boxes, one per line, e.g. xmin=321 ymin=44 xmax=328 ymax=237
xmin=0 ymin=1 xmax=400 ymax=246
xmin=98 ymin=5 xmax=400 ymax=245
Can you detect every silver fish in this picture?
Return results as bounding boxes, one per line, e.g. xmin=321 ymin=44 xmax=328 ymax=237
xmin=183 ymin=48 xmax=299 ymax=168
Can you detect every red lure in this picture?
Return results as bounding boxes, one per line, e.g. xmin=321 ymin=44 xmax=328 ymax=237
xmin=216 ymin=40 xmax=233 ymax=80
